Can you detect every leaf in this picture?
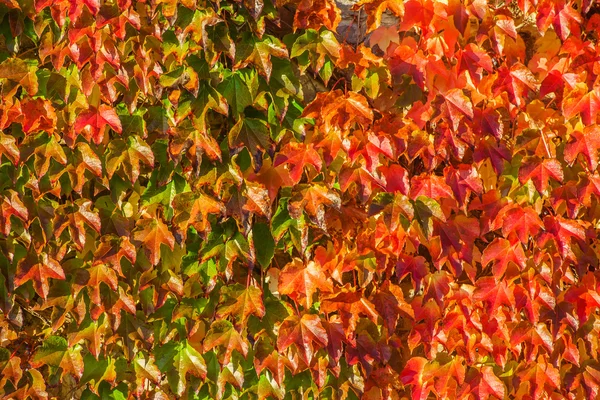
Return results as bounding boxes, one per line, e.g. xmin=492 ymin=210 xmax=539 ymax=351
xmin=217 ymin=72 xmax=253 ymax=117
xmin=0 ymin=132 xmax=19 ymax=165
xmin=516 ymin=356 xmax=560 ymax=400
xmin=31 ymin=336 xmax=84 ymax=380
xmin=353 ymin=0 xmax=404 ymax=32
xmin=106 ymin=135 xmax=155 ymax=183
xmin=482 ymin=238 xmax=527 ymax=281
xmin=291 ymin=29 xmax=340 ymax=73
xmin=410 ymin=174 xmax=454 ymax=201
xmin=293 ymin=0 xmax=341 ymax=31
xmin=168 ymin=341 xmax=207 ymax=396
xmin=15 ymin=252 xmax=65 ymax=299
xmin=172 ymin=191 xmax=225 ymax=238
xmin=228 ymin=117 xmax=270 ymax=156
xmin=563 ymin=84 xmax=600 ymax=126
xmin=74 ymin=104 xmax=123 ymax=144
xmin=473 ymin=366 xmax=506 ymax=400
xmin=1 ymin=190 xmax=29 ymax=236
xmin=278 ymin=258 xmax=333 ymax=308
xmin=274 ymin=142 xmax=322 ymax=185
xmin=21 ymin=98 xmax=57 ymax=134
xmin=133 ymin=215 xmax=175 ymax=266
xmin=216 ymin=284 xmax=266 ymax=327
xmin=252 ymin=222 xmax=275 ymax=268
xmin=400 ymin=357 xmax=434 ymax=400
xmin=133 ymin=353 xmax=161 ymax=398
xmin=288 ymin=184 xmax=341 ymax=229
xmin=277 ymin=313 xmax=328 ymax=364
xmin=235 ymin=34 xmax=288 ymax=81
xmin=68 ymin=319 xmax=108 ymax=360
xmin=443 ymin=88 xmax=474 ymax=130
xmin=564 ymin=125 xmax=600 ymax=170
xmin=169 ymin=120 xmax=222 ymax=165
xmin=0 ymin=57 xmax=29 ymax=81
xmin=203 ymin=320 xmax=249 ymax=365
xmin=495 ymin=204 xmax=543 ymax=244
xmin=518 ymin=157 xmax=563 ymax=193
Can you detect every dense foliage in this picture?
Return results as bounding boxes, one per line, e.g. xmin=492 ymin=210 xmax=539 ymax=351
xmin=2 ymin=0 xmax=600 ymax=398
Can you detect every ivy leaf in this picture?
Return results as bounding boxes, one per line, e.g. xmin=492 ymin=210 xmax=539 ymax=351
xmin=172 ymin=191 xmax=225 ymax=239
xmin=0 ymin=132 xmax=19 ymax=165
xmin=133 ymin=353 xmax=161 ymax=398
xmin=291 ymin=29 xmax=340 ymax=73
xmin=74 ymin=104 xmax=123 ymax=145
xmin=277 ymin=313 xmax=328 ymax=365
xmin=274 ymin=142 xmax=322 ymax=185
xmin=482 ymin=238 xmax=527 ymax=281
xmin=171 ymin=342 xmax=207 ymax=396
xmin=31 ymin=336 xmax=84 ymax=380
xmin=228 ymin=117 xmax=271 ymax=156
xmin=169 ymin=120 xmax=222 ymax=166
xmin=518 ymin=157 xmax=563 ymax=193
xmin=564 ymin=125 xmax=600 ymax=170
xmin=106 ymin=136 xmax=155 ymax=184
xmin=400 ymin=357 xmax=434 ymax=400
xmin=278 ymin=258 xmax=333 ymax=308
xmin=443 ymin=88 xmax=474 ymax=130
xmin=216 ymin=284 xmax=266 ymax=327
xmin=133 ymin=215 xmax=176 ymax=266
xmin=203 ymin=320 xmax=249 ymax=365
xmin=217 ymin=71 xmax=253 ymax=117
xmin=252 ymin=222 xmax=275 ymax=268
xmin=288 ymin=184 xmax=341 ymax=230
xmin=15 ymin=252 xmax=65 ymax=299
xmin=1 ymin=190 xmax=29 ymax=236
xmin=471 ymin=367 xmax=506 ymax=400
xmin=517 ymin=357 xmax=560 ymax=400
xmin=235 ymin=34 xmax=288 ymax=81
xmin=563 ymin=85 xmax=600 ymax=126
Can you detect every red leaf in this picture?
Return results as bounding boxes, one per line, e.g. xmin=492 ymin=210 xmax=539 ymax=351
xmin=74 ymin=104 xmax=122 ymax=144
xmin=518 ymin=157 xmax=563 ymax=193
xmin=15 ymin=253 xmax=65 ymax=299
xmin=278 ymin=258 xmax=333 ymax=308
xmin=482 ymin=238 xmax=527 ymax=280
xmin=564 ymin=125 xmax=600 ymax=170
xmin=274 ymin=142 xmax=322 ymax=185
xmin=277 ymin=313 xmax=328 ymax=365
xmin=409 ymin=174 xmax=454 ymax=201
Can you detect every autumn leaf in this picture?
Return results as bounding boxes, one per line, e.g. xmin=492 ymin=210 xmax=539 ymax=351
xmin=278 ymin=258 xmax=333 ymax=308
xmin=31 ymin=336 xmax=84 ymax=380
xmin=277 ymin=313 xmax=328 ymax=364
xmin=274 ymin=142 xmax=322 ymax=185
xmin=443 ymin=88 xmax=474 ymax=130
xmin=203 ymin=320 xmax=249 ymax=365
xmin=235 ymin=34 xmax=288 ymax=81
xmin=1 ymin=190 xmax=29 ymax=236
xmin=482 ymin=238 xmax=527 ymax=280
xmin=0 ymin=132 xmax=19 ymax=165
xmin=15 ymin=252 xmax=65 ymax=299
xmin=518 ymin=157 xmax=563 ymax=193
xmin=353 ymin=0 xmax=404 ymax=32
xmin=172 ymin=191 xmax=225 ymax=238
xmin=106 ymin=135 xmax=155 ymax=183
xmin=564 ymin=125 xmax=600 ymax=170
xmin=216 ymin=284 xmax=266 ymax=327
xmin=74 ymin=104 xmax=123 ymax=144
xmin=133 ymin=215 xmax=175 ymax=266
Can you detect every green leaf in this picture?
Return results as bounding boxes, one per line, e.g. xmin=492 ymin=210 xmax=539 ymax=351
xmin=252 ymin=222 xmax=275 ymax=268
xmin=228 ymin=117 xmax=270 ymax=156
xmin=218 ymin=71 xmax=253 ymax=117
xmin=169 ymin=341 xmax=208 ymax=396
